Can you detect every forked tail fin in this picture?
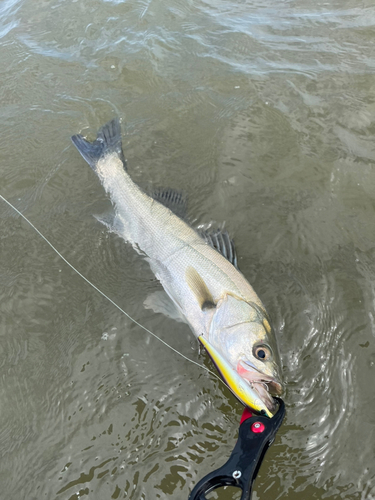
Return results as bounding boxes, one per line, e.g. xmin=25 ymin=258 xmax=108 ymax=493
xmin=71 ymin=118 xmax=126 ymax=171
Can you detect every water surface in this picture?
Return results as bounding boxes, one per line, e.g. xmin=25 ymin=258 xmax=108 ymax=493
xmin=1 ymin=0 xmax=375 ymax=498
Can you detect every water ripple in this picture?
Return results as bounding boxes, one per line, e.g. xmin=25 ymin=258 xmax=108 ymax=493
xmin=1 ymin=0 xmax=375 ymax=498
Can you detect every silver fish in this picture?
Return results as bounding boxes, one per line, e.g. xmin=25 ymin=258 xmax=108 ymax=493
xmin=71 ymin=119 xmax=283 ymax=416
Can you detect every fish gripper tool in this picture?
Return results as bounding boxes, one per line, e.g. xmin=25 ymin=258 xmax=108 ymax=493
xmin=188 ymin=397 xmax=285 ymax=500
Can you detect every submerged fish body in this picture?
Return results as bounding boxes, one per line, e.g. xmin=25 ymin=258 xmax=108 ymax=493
xmin=72 ymin=119 xmax=283 ymax=416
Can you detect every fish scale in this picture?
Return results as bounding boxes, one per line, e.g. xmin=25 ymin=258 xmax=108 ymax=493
xmin=71 ymin=118 xmax=283 ymax=416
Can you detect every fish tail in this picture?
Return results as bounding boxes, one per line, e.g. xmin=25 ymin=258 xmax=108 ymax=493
xmin=71 ymin=118 xmax=126 ymax=172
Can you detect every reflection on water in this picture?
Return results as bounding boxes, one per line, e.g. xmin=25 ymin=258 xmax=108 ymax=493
xmin=1 ymin=0 xmax=375 ymax=498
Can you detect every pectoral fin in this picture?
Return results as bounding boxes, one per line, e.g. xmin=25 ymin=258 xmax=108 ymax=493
xmin=185 ymin=266 xmax=216 ymax=310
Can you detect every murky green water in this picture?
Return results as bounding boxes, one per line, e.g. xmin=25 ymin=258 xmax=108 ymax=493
xmin=1 ymin=0 xmax=375 ymax=498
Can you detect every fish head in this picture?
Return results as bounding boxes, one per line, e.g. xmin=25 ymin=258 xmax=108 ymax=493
xmin=234 ymin=329 xmax=283 ymax=414
xmin=208 ymin=294 xmax=283 ymax=415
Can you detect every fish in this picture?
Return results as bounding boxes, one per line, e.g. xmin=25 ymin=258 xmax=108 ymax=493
xmin=71 ymin=118 xmax=283 ymax=417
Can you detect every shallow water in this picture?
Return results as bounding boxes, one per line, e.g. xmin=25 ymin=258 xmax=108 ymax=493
xmin=1 ymin=0 xmax=375 ymax=498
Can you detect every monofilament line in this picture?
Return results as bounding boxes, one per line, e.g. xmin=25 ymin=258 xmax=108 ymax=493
xmin=0 ymin=194 xmax=223 ymax=384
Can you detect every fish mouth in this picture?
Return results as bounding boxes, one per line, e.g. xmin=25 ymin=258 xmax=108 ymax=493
xmin=237 ymin=360 xmax=283 ymax=413
xmin=199 ymin=335 xmax=272 ymax=416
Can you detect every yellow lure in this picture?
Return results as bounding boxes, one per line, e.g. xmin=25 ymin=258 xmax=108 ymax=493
xmin=199 ymin=335 xmax=273 ymax=418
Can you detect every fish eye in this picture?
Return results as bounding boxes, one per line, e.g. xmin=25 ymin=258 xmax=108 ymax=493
xmin=254 ymin=344 xmax=271 ymax=361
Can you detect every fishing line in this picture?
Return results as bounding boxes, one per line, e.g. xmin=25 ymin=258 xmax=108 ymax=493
xmin=0 ymin=193 xmax=224 ymax=385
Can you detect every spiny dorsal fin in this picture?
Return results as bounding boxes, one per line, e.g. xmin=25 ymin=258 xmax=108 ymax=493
xmin=185 ymin=266 xmax=216 ymax=310
xmin=151 ymin=187 xmax=188 ymax=220
xmin=199 ymin=228 xmax=239 ymax=269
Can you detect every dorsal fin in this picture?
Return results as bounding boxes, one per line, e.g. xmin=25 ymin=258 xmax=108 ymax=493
xmin=151 ymin=187 xmax=188 ymax=220
xmin=200 ymin=229 xmax=239 ymax=269
xmin=185 ymin=266 xmax=216 ymax=310
xmin=151 ymin=188 xmax=238 ymax=269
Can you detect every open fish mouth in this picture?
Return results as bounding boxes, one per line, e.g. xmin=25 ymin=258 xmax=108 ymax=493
xmin=199 ymin=335 xmax=277 ymax=417
xmin=237 ymin=360 xmax=283 ymax=413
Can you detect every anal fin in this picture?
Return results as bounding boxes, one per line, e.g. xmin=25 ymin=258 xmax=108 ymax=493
xmin=94 ymin=209 xmax=125 ymax=235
